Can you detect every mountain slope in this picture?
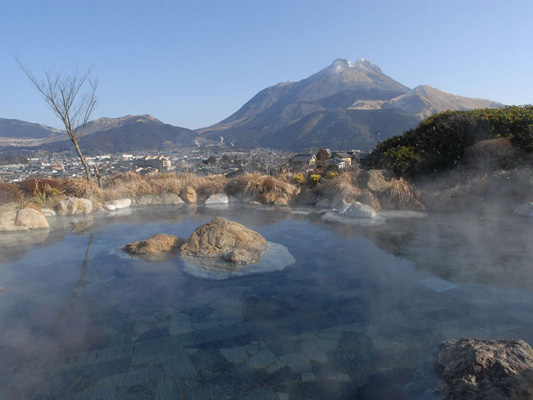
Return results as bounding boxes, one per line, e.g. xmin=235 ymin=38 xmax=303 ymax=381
xmin=352 ymin=85 xmax=504 ymax=119
xmin=0 ymin=118 xmax=64 ymax=139
xmin=45 ymin=115 xmax=197 ymax=154
xmin=260 ymin=108 xmax=420 ymax=151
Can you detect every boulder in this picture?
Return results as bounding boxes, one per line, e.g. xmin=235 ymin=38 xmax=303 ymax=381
xmin=337 ymin=202 xmax=379 ymax=218
xmin=180 ymin=186 xmax=197 ymax=203
xmin=41 ymin=208 xmax=56 ymax=217
xmin=431 ymin=338 xmax=533 ymax=400
xmin=514 ymin=202 xmax=533 ymax=217
xmin=205 ymin=193 xmax=229 ymax=205
xmin=122 ymin=234 xmax=186 ymax=260
xmin=104 ymin=198 xmax=132 ymax=211
xmin=358 ymin=169 xmax=395 ymax=192
xmin=136 ymin=193 xmax=184 ymax=206
xmin=179 ymin=217 xmax=268 ymax=264
xmin=0 ymin=209 xmax=49 ymax=231
xmin=56 ymin=197 xmax=93 ymax=215
xmin=15 ymin=208 xmax=49 ymax=229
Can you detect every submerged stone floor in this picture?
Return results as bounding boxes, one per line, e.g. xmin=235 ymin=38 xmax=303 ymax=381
xmin=1 ymin=206 xmax=533 ymax=399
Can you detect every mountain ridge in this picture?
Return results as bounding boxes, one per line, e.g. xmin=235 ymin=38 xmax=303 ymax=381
xmin=1 ymin=58 xmax=505 ymax=152
xmin=199 ymin=58 xmax=503 ymax=150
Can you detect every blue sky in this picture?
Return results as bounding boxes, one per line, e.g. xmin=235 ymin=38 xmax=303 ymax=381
xmin=1 ymin=0 xmax=532 ymax=130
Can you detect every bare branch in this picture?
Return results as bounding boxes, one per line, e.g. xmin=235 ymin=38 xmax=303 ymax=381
xmin=15 ymin=55 xmax=98 ymax=182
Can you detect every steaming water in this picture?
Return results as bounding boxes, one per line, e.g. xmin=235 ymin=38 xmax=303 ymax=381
xmin=1 ymin=205 xmax=533 ymax=399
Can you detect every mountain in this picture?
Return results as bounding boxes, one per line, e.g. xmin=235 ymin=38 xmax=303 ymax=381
xmin=200 ymin=58 xmax=504 ymax=150
xmin=0 ymin=118 xmax=64 ymax=139
xmin=79 ymin=114 xmax=164 ymax=135
xmin=44 ymin=115 xmax=197 ymax=154
xmin=201 ymin=58 xmax=409 ymax=136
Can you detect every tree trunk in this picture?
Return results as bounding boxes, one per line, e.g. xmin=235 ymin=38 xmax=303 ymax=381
xmin=71 ymin=138 xmax=91 ymax=182
xmin=93 ymin=165 xmax=102 ymax=189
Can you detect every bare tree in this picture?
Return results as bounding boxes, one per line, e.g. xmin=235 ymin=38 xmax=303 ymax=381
xmin=16 ymin=57 xmax=98 ymax=182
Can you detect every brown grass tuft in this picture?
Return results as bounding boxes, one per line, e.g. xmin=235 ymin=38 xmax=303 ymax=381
xmin=226 ymin=173 xmax=300 ymax=202
xmin=383 ymin=178 xmax=421 ymax=209
xmin=317 ymin=171 xmax=380 ymax=209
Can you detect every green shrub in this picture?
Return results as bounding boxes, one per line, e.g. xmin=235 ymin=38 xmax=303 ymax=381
xmin=363 ymin=105 xmax=533 ymax=176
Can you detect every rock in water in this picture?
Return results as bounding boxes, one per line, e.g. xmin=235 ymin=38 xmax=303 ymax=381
xmin=104 ymin=198 xmax=132 ymax=211
xmin=179 ymin=217 xmax=267 ymax=264
xmin=180 ymin=186 xmax=197 ymax=203
xmin=431 ymin=338 xmax=533 ymax=400
xmin=56 ymin=198 xmax=93 ymax=215
xmin=136 ymin=193 xmax=184 ymax=205
xmin=15 ymin=208 xmax=49 ymax=229
xmin=205 ymin=193 xmax=229 ymax=205
xmin=338 ymin=202 xmax=379 ymax=218
xmin=0 ymin=208 xmax=49 ymax=231
xmin=122 ymin=234 xmax=185 ymax=260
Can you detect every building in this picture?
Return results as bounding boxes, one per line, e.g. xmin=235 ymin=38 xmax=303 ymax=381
xmin=289 ymin=154 xmax=317 ymax=168
xmin=331 ymin=152 xmax=352 ymax=166
xmin=136 ymin=156 xmax=171 ymax=171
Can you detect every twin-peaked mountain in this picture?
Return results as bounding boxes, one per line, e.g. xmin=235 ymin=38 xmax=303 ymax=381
xmin=199 ymin=58 xmax=503 ymax=150
xmin=1 ymin=58 xmax=504 ymax=153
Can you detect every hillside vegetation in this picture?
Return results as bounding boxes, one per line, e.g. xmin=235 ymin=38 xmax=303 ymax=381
xmin=363 ymin=105 xmax=533 ymax=176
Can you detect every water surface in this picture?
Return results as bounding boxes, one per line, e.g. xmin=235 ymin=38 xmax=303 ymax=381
xmin=1 ymin=205 xmax=533 ymax=399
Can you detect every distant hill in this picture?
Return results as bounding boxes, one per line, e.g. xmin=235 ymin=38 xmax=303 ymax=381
xmin=200 ymin=58 xmax=504 ymax=150
xmin=44 ymin=115 xmax=197 ymax=154
xmin=0 ymin=118 xmax=64 ymax=139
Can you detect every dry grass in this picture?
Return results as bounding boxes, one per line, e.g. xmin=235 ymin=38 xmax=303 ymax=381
xmin=383 ymin=178 xmax=421 ymax=209
xmin=0 ymin=183 xmax=22 ymax=206
xmin=97 ymin=172 xmax=226 ymax=202
xmin=226 ymin=173 xmax=300 ymax=202
xmin=317 ymin=171 xmax=380 ymax=209
xmin=62 ymin=178 xmax=105 ymax=202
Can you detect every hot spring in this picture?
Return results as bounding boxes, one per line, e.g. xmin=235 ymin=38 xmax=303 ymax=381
xmin=1 ymin=204 xmax=533 ymax=399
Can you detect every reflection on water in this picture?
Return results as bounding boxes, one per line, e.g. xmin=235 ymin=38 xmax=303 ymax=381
xmin=1 ymin=204 xmax=533 ymax=399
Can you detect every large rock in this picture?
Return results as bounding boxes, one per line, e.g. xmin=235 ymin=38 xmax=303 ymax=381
xmin=122 ymin=234 xmax=185 ymax=260
xmin=205 ymin=193 xmax=229 ymax=205
xmin=41 ymin=208 xmax=56 ymax=217
xmin=0 ymin=208 xmax=49 ymax=231
xmin=56 ymin=197 xmax=93 ymax=215
xmin=180 ymin=186 xmax=197 ymax=203
xmin=136 ymin=193 xmax=184 ymax=206
xmin=431 ymin=338 xmax=533 ymax=400
xmin=179 ymin=217 xmax=268 ymax=264
xmin=338 ymin=202 xmax=379 ymax=218
xmin=104 ymin=198 xmax=132 ymax=211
